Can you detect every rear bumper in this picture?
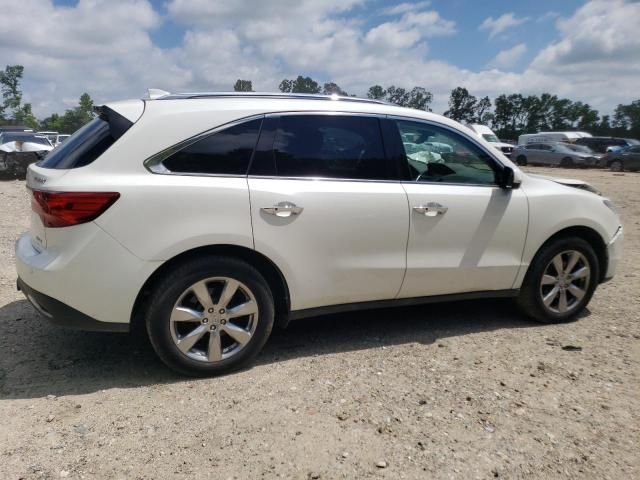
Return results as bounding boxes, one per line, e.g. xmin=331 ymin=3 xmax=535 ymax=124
xmin=17 ymin=277 xmax=128 ymax=332
xmin=15 ymin=227 xmax=161 ymax=327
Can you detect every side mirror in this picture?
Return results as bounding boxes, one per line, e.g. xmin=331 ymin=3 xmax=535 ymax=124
xmin=499 ymin=166 xmax=520 ymax=189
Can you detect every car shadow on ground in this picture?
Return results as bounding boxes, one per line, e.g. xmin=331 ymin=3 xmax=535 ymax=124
xmin=0 ymin=297 xmax=568 ymax=400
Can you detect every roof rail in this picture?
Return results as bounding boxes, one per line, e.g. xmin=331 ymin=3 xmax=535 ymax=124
xmin=152 ymin=91 xmax=387 ymax=105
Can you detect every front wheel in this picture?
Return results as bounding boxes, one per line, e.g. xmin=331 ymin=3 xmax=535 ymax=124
xmin=516 ymin=155 xmax=527 ymax=166
xmin=517 ymin=237 xmax=599 ymax=323
xmin=560 ymin=157 xmax=574 ymax=168
xmin=145 ymin=256 xmax=275 ymax=376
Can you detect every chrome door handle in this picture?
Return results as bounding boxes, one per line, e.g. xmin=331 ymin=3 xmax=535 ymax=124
xmin=261 ymin=201 xmax=303 ymax=217
xmin=413 ymin=202 xmax=448 ymax=217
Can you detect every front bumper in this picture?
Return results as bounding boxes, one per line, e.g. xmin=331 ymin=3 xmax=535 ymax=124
xmin=603 ymin=226 xmax=623 ymax=281
xmin=17 ymin=277 xmax=128 ymax=332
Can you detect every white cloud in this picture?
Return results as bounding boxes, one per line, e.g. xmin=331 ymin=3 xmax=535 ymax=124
xmin=537 ymin=11 xmax=560 ymax=23
xmin=0 ymin=0 xmax=638 ymax=119
xmin=487 ymin=43 xmax=527 ymax=70
xmin=479 ymin=12 xmax=529 ymax=39
xmin=381 ymin=1 xmax=431 ymax=16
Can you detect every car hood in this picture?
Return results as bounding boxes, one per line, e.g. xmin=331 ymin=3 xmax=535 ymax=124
xmin=527 ymin=173 xmax=600 ymax=195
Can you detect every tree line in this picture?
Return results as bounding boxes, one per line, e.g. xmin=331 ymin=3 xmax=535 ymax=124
xmin=235 ymin=76 xmax=639 ymax=141
xmin=0 ymin=65 xmax=95 ymax=133
xmin=1 ymin=64 xmax=638 ymax=141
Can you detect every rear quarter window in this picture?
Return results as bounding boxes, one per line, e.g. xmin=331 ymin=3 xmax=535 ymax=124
xmin=161 ymin=118 xmax=262 ymax=175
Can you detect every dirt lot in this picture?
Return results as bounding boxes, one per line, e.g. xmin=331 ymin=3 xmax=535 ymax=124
xmin=0 ymin=167 xmax=638 ymax=479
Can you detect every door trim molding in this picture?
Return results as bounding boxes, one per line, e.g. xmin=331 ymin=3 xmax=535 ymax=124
xmin=287 ymin=289 xmax=519 ymax=321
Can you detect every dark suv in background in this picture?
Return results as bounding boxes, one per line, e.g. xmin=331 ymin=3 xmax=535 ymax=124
xmin=575 ymin=136 xmax=639 ymax=154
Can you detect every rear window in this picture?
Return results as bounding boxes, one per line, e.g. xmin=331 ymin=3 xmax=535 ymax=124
xmin=38 ymin=108 xmax=133 ymax=169
xmin=271 ymin=115 xmax=389 ymax=180
xmin=0 ymin=133 xmax=51 ymax=146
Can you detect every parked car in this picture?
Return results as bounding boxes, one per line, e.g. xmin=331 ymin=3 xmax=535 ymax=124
xmin=37 ymin=131 xmax=59 ymax=144
xmin=518 ymin=131 xmax=591 ymax=145
xmin=15 ymin=92 xmax=623 ymax=376
xmin=0 ymin=132 xmax=53 ymax=153
xmin=54 ymin=134 xmax=71 ymax=146
xmin=513 ymin=142 xmax=600 ymax=167
xmin=466 ymin=124 xmax=513 ymax=157
xmin=0 ymin=125 xmax=34 ymax=135
xmin=600 ymin=145 xmax=640 ymax=171
xmin=574 ymin=136 xmax=639 ymax=154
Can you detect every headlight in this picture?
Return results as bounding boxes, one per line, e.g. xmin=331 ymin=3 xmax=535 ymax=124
xmin=603 ymin=199 xmax=618 ymax=214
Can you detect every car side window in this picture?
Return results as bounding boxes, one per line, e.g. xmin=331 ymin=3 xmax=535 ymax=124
xmin=396 ymin=120 xmax=498 ymax=185
xmin=271 ymin=115 xmax=390 ymax=180
xmin=162 ymin=118 xmax=262 ymax=175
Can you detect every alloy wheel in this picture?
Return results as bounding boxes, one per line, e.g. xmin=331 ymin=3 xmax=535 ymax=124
xmin=539 ymin=250 xmax=591 ymax=314
xmin=169 ymin=277 xmax=259 ymax=363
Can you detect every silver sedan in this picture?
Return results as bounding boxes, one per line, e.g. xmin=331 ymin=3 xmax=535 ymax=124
xmin=513 ymin=142 xmax=601 ymax=167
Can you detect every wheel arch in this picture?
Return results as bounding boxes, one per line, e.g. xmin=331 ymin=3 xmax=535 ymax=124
xmin=130 ymin=244 xmax=291 ymax=333
xmin=529 ymin=226 xmax=608 ymax=283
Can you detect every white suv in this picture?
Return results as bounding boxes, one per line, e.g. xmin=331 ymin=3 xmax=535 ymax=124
xmin=15 ymin=92 xmax=623 ymax=376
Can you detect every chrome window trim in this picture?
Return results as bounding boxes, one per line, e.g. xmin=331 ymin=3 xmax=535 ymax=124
xmin=144 ymin=110 xmax=507 ymax=189
xmin=247 ymin=174 xmax=501 ymax=188
xmin=265 ymin=111 xmax=384 ymax=119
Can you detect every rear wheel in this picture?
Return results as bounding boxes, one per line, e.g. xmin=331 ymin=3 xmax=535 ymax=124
xmin=610 ymin=160 xmax=623 ymax=172
xmin=145 ymin=256 xmax=274 ymax=376
xmin=560 ymin=157 xmax=574 ymax=168
xmin=516 ymin=155 xmax=527 ymax=166
xmin=517 ymin=237 xmax=599 ymax=323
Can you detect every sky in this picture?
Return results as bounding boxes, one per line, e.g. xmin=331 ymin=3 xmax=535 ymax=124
xmin=1 ymin=0 xmax=638 ymax=118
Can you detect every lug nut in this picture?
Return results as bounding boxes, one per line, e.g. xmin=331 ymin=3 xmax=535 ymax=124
xmin=202 ymin=318 xmax=209 ymax=324
xmin=208 ymin=308 xmax=214 ymax=313
xmin=219 ymin=308 xmax=226 ymax=314
xmin=221 ymin=319 xmax=226 ymax=325
xmin=210 ymin=325 xmax=217 ymax=331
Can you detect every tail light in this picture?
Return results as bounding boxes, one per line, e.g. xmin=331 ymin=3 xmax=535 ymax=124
xmin=31 ymin=190 xmax=120 ymax=228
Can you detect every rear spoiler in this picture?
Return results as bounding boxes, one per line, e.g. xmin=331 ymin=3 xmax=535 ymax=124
xmin=93 ymin=106 xmax=134 ymax=140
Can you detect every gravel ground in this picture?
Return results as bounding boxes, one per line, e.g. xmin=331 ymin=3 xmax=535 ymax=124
xmin=0 ymin=167 xmax=638 ymax=479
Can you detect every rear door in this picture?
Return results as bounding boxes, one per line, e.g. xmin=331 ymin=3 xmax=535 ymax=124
xmin=248 ymin=113 xmax=409 ymax=311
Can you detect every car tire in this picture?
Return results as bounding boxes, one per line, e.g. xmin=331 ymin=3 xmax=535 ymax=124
xmin=517 ymin=236 xmax=599 ymax=324
xmin=560 ymin=157 xmax=574 ymax=168
xmin=516 ymin=155 xmax=527 ymax=166
xmin=145 ymin=256 xmax=275 ymax=377
xmin=610 ymin=160 xmax=623 ymax=172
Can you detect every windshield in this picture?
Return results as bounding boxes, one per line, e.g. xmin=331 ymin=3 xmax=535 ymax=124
xmin=565 ymin=144 xmax=593 ymax=153
xmin=0 ymin=133 xmax=51 ymax=146
xmin=555 ymin=143 xmax=592 ymax=154
xmin=482 ymin=133 xmax=500 ymax=143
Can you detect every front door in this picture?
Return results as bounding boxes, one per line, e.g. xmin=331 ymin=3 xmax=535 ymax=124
xmin=391 ymin=118 xmax=528 ymax=298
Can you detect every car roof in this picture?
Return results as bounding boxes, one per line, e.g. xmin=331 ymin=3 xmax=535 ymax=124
xmin=156 ymin=91 xmax=387 ymax=105
xmin=105 ymin=92 xmax=470 ymax=135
